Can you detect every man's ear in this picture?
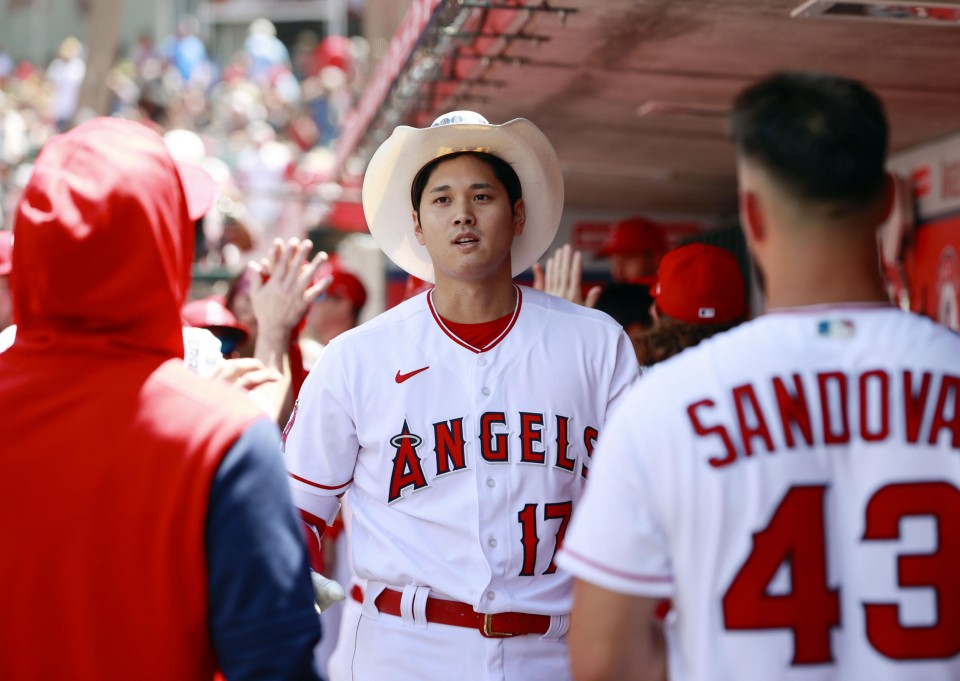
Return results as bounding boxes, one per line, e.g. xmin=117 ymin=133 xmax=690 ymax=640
xmin=739 ymin=190 xmax=765 ymax=246
xmin=412 ymin=210 xmax=425 ymax=246
xmin=513 ymin=199 xmax=526 ymax=236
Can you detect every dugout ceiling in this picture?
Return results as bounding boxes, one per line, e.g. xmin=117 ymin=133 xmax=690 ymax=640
xmin=335 ymin=0 xmax=960 ymax=220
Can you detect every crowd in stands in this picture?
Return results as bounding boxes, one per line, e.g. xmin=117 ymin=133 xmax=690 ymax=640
xmin=0 ymin=19 xmax=369 ymax=272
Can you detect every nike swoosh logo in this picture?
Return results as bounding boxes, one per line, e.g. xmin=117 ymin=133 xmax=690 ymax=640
xmin=395 ymin=366 xmax=430 ymax=383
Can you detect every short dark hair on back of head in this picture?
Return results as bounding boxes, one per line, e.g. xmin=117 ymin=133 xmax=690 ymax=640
xmin=410 ymin=151 xmax=522 ymax=214
xmin=729 ymin=71 xmax=888 ymax=209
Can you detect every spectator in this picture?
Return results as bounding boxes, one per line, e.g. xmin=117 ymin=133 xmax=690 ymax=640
xmin=162 ymin=15 xmax=210 ymax=87
xmin=245 ymin=18 xmax=291 ymax=86
xmin=46 ymin=36 xmax=85 ymax=130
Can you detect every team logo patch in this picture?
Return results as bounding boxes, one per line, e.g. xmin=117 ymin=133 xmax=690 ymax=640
xmin=388 ymin=420 xmax=429 ymax=502
xmin=817 ymin=319 xmax=855 ymax=338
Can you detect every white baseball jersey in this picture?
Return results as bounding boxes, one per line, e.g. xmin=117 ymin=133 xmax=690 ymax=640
xmin=558 ymin=304 xmax=960 ymax=681
xmin=284 ymin=285 xmax=639 ymax=617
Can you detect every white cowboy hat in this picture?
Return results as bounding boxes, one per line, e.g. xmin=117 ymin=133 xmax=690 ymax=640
xmin=362 ymin=111 xmax=564 ymax=282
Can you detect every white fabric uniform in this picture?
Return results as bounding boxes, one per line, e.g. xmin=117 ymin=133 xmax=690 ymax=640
xmin=559 ymin=305 xmax=960 ymax=681
xmin=285 ymin=285 xmax=639 ymax=681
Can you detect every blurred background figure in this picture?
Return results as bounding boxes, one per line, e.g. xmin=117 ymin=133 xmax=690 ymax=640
xmin=299 ymin=263 xmax=366 ymax=370
xmin=182 ymin=295 xmax=251 ymax=360
xmin=594 ymin=216 xmax=668 ymax=285
xmin=160 ymin=15 xmax=210 ymax=89
xmin=236 ymin=120 xmax=293 ymax=243
xmin=46 ymin=37 xmax=85 ymax=131
xmin=245 ymin=18 xmax=291 ymax=87
xmin=635 ymin=242 xmax=747 ymax=367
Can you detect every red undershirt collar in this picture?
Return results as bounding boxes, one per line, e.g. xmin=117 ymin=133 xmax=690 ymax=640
xmin=428 ymin=285 xmax=522 ymax=353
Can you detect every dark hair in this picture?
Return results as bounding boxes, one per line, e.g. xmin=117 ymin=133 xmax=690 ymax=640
xmin=635 ymin=316 xmax=740 ymax=366
xmin=410 ymin=151 xmax=522 ymax=214
xmin=729 ymin=71 xmax=887 ymax=210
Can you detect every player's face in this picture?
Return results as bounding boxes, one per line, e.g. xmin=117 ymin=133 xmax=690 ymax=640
xmin=412 ymin=154 xmax=525 ymax=285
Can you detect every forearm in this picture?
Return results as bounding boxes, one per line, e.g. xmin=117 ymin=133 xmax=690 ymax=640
xmin=570 ymin=580 xmax=667 ymax=681
xmin=251 ymin=328 xmax=292 ymax=423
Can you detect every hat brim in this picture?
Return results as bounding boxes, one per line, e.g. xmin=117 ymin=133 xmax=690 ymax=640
xmin=362 ymin=118 xmax=564 ymax=283
xmin=176 ymin=161 xmax=217 ymax=221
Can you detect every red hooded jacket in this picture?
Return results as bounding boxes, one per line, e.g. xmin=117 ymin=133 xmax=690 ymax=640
xmin=0 ymin=119 xmax=267 ymax=679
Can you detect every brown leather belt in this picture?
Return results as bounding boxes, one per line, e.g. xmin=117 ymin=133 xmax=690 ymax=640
xmin=359 ymin=587 xmax=553 ymax=638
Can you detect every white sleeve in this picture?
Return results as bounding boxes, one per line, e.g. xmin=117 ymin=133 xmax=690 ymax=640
xmin=283 ymin=340 xmax=358 ymax=525
xmin=558 ymin=386 xmax=674 ymax=597
xmin=606 ymin=329 xmax=642 ymax=418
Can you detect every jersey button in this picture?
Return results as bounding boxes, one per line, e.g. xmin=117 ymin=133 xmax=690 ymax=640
xmin=488 ymin=538 xmax=497 ymax=548
xmin=486 ymin=478 xmax=496 ymax=488
xmin=481 ymin=387 xmax=491 ymax=396
xmin=486 ymin=591 xmax=496 ymax=601
xmin=478 ymin=357 xmax=487 ymax=366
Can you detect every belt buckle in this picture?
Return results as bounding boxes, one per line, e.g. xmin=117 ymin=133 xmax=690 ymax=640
xmin=482 ymin=613 xmax=517 ymax=638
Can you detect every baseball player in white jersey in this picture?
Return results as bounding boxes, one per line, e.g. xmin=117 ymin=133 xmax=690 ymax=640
xmin=558 ymin=72 xmax=960 ymax=681
xmin=283 ymin=111 xmax=639 ymax=681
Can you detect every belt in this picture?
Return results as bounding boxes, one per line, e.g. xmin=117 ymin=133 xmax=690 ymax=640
xmin=369 ymin=587 xmax=553 ymax=638
xmin=350 ymin=583 xmax=365 ymax=604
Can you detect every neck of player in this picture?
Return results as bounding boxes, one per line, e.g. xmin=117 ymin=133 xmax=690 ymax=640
xmin=761 ymin=223 xmax=889 ymax=311
xmin=430 ymin=271 xmax=518 ymax=323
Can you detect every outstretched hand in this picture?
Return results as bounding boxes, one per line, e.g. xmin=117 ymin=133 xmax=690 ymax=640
xmin=532 ymin=244 xmax=602 ymax=308
xmin=210 ymin=357 xmax=281 ymax=391
xmin=248 ymin=238 xmax=330 ymax=340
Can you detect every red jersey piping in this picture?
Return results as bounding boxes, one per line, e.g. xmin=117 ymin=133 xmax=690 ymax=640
xmin=288 ymin=472 xmax=353 ymax=491
xmin=427 ymin=284 xmax=522 ymax=354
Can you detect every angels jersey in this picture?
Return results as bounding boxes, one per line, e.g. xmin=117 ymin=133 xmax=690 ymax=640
xmin=559 ymin=304 xmax=960 ymax=680
xmin=284 ymin=285 xmax=639 ymax=616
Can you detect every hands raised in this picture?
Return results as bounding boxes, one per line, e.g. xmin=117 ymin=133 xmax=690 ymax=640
xmin=248 ymin=238 xmax=330 ymax=341
xmin=532 ymin=243 xmax=603 ymax=308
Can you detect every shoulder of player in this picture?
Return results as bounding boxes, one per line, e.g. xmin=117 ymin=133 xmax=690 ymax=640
xmin=326 ymin=292 xmax=431 ymax=349
xmin=519 ymin=285 xmax=622 ymax=330
xmin=898 ymin=308 xmax=960 ymax=347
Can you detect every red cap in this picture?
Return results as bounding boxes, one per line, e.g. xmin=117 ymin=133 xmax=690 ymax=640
xmin=315 ymin=36 xmax=351 ymax=72
xmin=653 ymin=243 xmax=745 ymax=324
xmin=0 ymin=231 xmax=12 ymax=277
xmin=595 ymin=217 xmax=666 ymax=258
xmin=321 ymin=269 xmax=367 ymax=311
xmin=182 ymin=296 xmax=250 ymax=338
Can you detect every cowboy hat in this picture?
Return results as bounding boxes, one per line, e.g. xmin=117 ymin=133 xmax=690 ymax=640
xmin=362 ymin=111 xmax=563 ymax=282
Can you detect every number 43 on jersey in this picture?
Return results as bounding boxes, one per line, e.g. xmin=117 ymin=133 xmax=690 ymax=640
xmin=722 ymin=482 xmax=960 ymax=664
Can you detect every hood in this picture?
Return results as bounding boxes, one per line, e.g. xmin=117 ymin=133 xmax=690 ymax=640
xmin=11 ymin=118 xmax=197 ymax=358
